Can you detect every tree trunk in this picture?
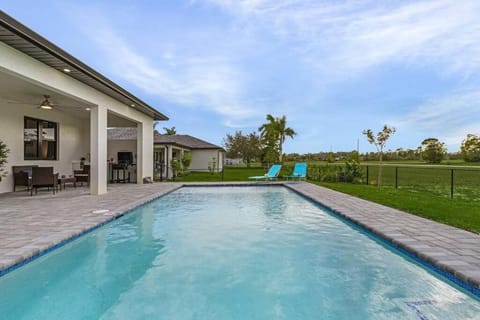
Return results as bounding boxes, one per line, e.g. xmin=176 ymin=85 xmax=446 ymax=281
xmin=278 ymin=137 xmax=284 ymax=163
xmin=378 ymin=152 xmax=383 ymax=188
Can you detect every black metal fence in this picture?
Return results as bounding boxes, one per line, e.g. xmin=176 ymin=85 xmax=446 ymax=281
xmin=363 ymin=165 xmax=480 ymax=199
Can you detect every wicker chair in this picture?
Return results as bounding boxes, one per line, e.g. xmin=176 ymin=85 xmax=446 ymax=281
xmin=31 ymin=167 xmax=58 ymax=195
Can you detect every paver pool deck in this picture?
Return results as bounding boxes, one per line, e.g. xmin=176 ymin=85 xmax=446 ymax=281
xmin=0 ymin=182 xmax=479 ymax=293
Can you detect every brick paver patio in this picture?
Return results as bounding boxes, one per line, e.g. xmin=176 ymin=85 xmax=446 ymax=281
xmin=0 ymin=182 xmax=479 ymax=294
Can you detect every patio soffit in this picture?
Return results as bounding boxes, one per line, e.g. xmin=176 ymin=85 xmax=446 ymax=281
xmin=0 ymin=10 xmax=168 ymax=121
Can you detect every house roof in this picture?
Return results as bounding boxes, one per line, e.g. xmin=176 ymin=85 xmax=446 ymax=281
xmin=154 ymin=133 xmax=224 ymax=150
xmin=107 ymin=128 xmax=224 ymax=150
xmin=0 ymin=10 xmax=168 ymax=121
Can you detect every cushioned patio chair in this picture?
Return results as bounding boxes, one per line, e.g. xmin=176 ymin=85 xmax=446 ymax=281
xmin=248 ymin=164 xmax=282 ymax=181
xmin=12 ymin=165 xmax=38 ymax=192
xmin=284 ymin=162 xmax=307 ymax=181
xmin=31 ymin=166 xmax=58 ymax=195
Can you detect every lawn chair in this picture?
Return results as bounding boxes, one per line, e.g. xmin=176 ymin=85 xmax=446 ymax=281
xmin=31 ymin=166 xmax=58 ymax=195
xmin=285 ymin=162 xmax=307 ymax=181
xmin=248 ymin=164 xmax=282 ymax=181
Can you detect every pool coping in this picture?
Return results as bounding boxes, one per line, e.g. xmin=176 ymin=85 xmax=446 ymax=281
xmin=1 ymin=181 xmax=479 ymax=298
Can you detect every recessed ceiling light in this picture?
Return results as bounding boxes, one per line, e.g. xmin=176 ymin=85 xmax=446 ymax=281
xmin=130 ymin=104 xmax=135 ymax=107
xmin=63 ymin=68 xmax=71 ymax=73
xmin=85 ymin=107 xmax=91 ymax=111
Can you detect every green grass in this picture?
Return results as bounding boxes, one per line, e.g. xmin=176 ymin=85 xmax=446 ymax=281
xmin=175 ymin=167 xmax=265 ymax=182
xmin=312 ymin=182 xmax=480 ymax=234
xmin=172 ymin=166 xmax=480 ymax=233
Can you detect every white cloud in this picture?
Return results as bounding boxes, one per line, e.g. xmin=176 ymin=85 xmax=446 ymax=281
xmin=393 ymin=88 xmax=480 ymax=148
xmin=69 ymin=9 xmax=261 ymax=125
xmin=200 ymin=0 xmax=480 ymax=79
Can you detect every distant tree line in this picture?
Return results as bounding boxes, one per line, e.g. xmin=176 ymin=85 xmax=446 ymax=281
xmin=224 ymin=119 xmax=480 ymax=168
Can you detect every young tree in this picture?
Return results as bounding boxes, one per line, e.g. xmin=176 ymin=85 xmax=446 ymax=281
xmin=258 ymin=114 xmax=296 ymax=163
xmin=0 ymin=140 xmax=10 ymax=182
xmin=163 ymin=127 xmax=177 ymax=135
xmin=461 ymin=134 xmax=480 ymax=162
xmin=181 ymin=152 xmax=192 ymax=170
xmin=420 ymin=138 xmax=446 ymax=164
xmin=362 ymin=125 xmax=396 ymax=187
xmin=223 ymin=131 xmax=262 ymax=167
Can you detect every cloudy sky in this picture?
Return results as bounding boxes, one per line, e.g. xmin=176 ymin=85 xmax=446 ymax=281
xmin=3 ymin=0 xmax=480 ymax=153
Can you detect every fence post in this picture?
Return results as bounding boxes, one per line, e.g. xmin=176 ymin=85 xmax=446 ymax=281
xmin=395 ymin=167 xmax=398 ymax=189
xmin=366 ymin=165 xmax=369 ymax=185
xmin=450 ymin=169 xmax=454 ymax=199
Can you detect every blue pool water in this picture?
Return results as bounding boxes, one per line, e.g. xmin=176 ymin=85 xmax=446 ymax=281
xmin=0 ymin=186 xmax=479 ymax=319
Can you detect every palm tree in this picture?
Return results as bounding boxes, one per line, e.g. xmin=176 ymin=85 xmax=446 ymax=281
xmin=259 ymin=114 xmax=296 ymax=163
xmin=163 ymin=126 xmax=177 ymax=135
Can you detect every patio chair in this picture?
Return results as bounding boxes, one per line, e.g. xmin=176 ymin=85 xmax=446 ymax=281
xmin=12 ymin=165 xmax=38 ymax=192
xmin=284 ymin=162 xmax=307 ymax=181
xmin=248 ymin=164 xmax=282 ymax=181
xmin=74 ymin=165 xmax=90 ymax=186
xmin=31 ymin=166 xmax=58 ymax=195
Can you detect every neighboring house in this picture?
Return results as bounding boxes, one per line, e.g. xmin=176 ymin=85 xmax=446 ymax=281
xmin=0 ymin=11 xmax=168 ymax=195
xmin=225 ymin=158 xmax=243 ymax=165
xmin=108 ymin=129 xmax=225 ymax=179
xmin=154 ymin=133 xmax=225 ymax=178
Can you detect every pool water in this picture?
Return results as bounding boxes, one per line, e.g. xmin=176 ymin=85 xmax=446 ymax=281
xmin=0 ymin=186 xmax=479 ymax=319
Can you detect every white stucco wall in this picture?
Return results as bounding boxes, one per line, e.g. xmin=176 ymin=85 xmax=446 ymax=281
xmin=0 ymin=42 xmax=156 ymax=194
xmin=0 ymin=102 xmax=89 ymax=193
xmin=190 ymin=149 xmax=224 ymax=172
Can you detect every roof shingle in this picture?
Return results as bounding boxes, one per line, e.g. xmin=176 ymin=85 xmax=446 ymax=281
xmin=107 ymin=128 xmax=224 ymax=150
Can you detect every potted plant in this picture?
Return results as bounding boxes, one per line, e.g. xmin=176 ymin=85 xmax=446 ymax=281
xmin=0 ymin=140 xmax=10 ymax=182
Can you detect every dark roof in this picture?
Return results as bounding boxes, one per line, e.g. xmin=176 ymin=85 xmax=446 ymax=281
xmin=107 ymin=128 xmax=224 ymax=150
xmin=0 ymin=10 xmax=168 ymax=121
xmin=154 ymin=132 xmax=224 ymax=150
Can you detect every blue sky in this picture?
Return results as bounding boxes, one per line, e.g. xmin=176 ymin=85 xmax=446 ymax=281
xmin=3 ymin=0 xmax=480 ymax=153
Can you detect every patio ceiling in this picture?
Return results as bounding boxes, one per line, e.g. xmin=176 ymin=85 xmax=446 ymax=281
xmin=0 ymin=70 xmax=92 ymax=119
xmin=0 ymin=70 xmax=137 ymax=127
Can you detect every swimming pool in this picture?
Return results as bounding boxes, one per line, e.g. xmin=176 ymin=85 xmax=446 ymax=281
xmin=0 ymin=186 xmax=479 ymax=319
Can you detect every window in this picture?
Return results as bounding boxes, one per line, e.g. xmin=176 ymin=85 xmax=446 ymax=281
xmin=24 ymin=117 xmax=58 ymax=160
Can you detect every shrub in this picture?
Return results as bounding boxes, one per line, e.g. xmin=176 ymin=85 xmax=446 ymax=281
xmin=0 ymin=140 xmax=9 ymax=182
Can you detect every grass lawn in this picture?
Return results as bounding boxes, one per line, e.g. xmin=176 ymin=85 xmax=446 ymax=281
xmin=175 ymin=167 xmax=266 ymax=182
xmin=312 ymin=182 xmax=480 ymax=234
xmin=173 ymin=166 xmax=480 ymax=233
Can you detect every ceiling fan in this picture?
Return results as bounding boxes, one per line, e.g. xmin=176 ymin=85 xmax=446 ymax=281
xmin=6 ymin=94 xmax=84 ymax=111
xmin=38 ymin=95 xmax=53 ymax=110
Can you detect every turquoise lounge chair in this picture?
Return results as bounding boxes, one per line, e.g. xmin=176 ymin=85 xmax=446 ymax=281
xmin=248 ymin=164 xmax=282 ymax=181
xmin=285 ymin=162 xmax=307 ymax=180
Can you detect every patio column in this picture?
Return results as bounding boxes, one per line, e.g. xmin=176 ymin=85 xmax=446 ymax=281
xmin=90 ymin=105 xmax=107 ymax=195
xmin=136 ymin=120 xmax=154 ymax=183
xmin=167 ymin=146 xmax=173 ymax=179
xmin=164 ymin=146 xmax=168 ymax=178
